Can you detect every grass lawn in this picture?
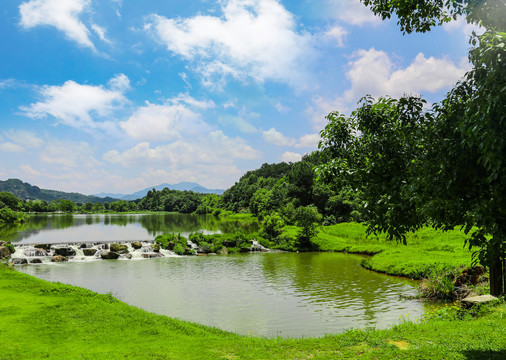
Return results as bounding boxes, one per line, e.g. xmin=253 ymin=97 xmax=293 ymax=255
xmin=1 ymin=223 xmax=505 ymax=359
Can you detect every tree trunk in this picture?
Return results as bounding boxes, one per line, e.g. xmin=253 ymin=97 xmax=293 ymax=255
xmin=489 ymin=255 xmax=504 ymax=296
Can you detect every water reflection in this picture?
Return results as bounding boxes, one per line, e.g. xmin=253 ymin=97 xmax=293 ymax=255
xmin=5 ymin=213 xmax=259 ymax=244
xmin=16 ymin=252 xmax=423 ymax=338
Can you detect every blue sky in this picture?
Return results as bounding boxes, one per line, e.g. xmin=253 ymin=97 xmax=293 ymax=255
xmin=0 ymin=0 xmax=476 ymax=194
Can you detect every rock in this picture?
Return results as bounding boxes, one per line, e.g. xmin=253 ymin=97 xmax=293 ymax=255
xmin=34 ymin=244 xmax=51 ymax=251
xmin=167 ymin=241 xmax=175 ymax=250
xmin=79 ymin=243 xmax=87 ymax=249
xmin=29 ymin=258 xmax=43 ymax=264
xmin=131 ymin=241 xmax=143 ymax=249
xmin=10 ymin=258 xmax=28 ymax=265
xmin=462 ymin=294 xmax=499 ymax=306
xmin=110 ymin=244 xmax=129 ymax=254
xmin=217 ymin=247 xmax=228 ymax=255
xmin=54 ymin=247 xmax=76 ymax=257
xmin=152 ymin=243 xmax=161 ymax=253
xmin=197 ymin=253 xmax=207 ymax=256
xmin=141 ymin=253 xmax=162 ymax=259
xmin=0 ymin=246 xmax=12 ymax=259
xmin=101 ymin=251 xmax=120 ymax=260
xmin=122 ymin=253 xmax=133 ymax=259
xmin=83 ymin=248 xmax=97 ymax=256
xmin=51 ymin=255 xmax=68 ymax=262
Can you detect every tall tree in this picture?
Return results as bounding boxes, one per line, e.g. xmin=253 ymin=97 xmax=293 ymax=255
xmin=319 ymin=0 xmax=506 ymax=294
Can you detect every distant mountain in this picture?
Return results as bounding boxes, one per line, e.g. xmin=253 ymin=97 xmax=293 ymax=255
xmin=0 ymin=179 xmax=119 ymax=204
xmin=95 ymin=182 xmax=224 ymax=200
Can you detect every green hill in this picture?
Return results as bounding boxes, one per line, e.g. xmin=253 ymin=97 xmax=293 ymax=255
xmin=0 ymin=179 xmax=118 ymax=204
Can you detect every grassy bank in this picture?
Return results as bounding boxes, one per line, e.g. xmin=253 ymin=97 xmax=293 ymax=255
xmin=300 ymin=223 xmax=475 ymax=279
xmin=1 ymin=265 xmax=505 ymax=359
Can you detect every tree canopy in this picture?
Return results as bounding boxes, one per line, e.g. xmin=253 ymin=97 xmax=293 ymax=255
xmin=318 ymin=0 xmax=506 ymax=294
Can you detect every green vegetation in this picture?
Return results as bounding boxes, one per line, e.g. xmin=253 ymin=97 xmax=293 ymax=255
xmin=1 ymin=264 xmax=505 ymax=359
xmin=0 ymin=178 xmax=118 ymax=204
xmin=319 ymin=0 xmax=506 ymax=295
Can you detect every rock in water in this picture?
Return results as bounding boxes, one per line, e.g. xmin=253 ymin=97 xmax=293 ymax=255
xmin=101 ymin=251 xmax=120 ymax=260
xmin=54 ymin=247 xmax=76 ymax=257
xmin=10 ymin=258 xmax=28 ymax=265
xmin=131 ymin=241 xmax=143 ymax=249
xmin=0 ymin=246 xmax=12 ymax=259
xmin=51 ymin=255 xmax=68 ymax=262
xmin=83 ymin=248 xmax=97 ymax=256
xmin=110 ymin=244 xmax=129 ymax=254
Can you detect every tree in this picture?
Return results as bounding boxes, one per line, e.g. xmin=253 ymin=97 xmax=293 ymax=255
xmin=295 ymin=206 xmax=322 ymax=249
xmin=319 ymin=1 xmax=506 ymax=294
xmin=261 ymin=213 xmax=285 ymax=241
xmin=57 ymin=199 xmax=75 ymax=213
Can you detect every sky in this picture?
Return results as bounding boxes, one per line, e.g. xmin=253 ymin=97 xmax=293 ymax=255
xmin=0 ymin=0 xmax=476 ymax=195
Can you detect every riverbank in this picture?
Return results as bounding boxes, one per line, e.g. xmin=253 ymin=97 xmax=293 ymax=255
xmin=312 ymin=223 xmax=475 ymax=279
xmin=1 ymin=264 xmax=505 ymax=359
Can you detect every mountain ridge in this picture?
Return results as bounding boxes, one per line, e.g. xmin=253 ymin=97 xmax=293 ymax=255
xmin=94 ymin=182 xmax=224 ymax=200
xmin=0 ymin=179 xmax=119 ymax=204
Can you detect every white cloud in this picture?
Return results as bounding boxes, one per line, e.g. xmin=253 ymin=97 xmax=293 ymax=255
xmin=19 ymin=0 xmax=95 ymax=49
xmin=3 ymin=130 xmax=44 ymax=148
xmin=281 ymin=151 xmax=302 ymax=162
xmin=0 ymin=142 xmax=25 ymax=153
xmin=295 ymin=133 xmax=320 ymax=148
xmin=443 ymin=15 xmax=484 ymax=38
xmin=219 ymin=116 xmax=258 ymax=133
xmin=91 ymin=23 xmax=111 ymax=44
xmin=39 ymin=140 xmax=100 ymax=168
xmin=263 ymin=128 xmax=320 ymax=149
xmin=146 ymin=0 xmax=314 ymax=88
xmin=263 ymin=128 xmax=296 ymax=146
xmin=325 ymin=0 xmax=381 ymax=26
xmin=275 ymin=101 xmax=290 ymax=114
xmin=308 ymin=48 xmax=469 ymax=127
xmin=104 ymin=131 xmax=261 ymax=174
xmin=120 ymin=95 xmax=214 ymax=142
xmin=20 ymin=74 xmax=129 ymax=130
xmin=20 ymin=164 xmax=41 ymax=177
xmin=323 ymin=25 xmax=348 ymax=47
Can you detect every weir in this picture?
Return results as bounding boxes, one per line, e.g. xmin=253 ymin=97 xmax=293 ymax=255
xmin=10 ymin=240 xmax=178 ymax=265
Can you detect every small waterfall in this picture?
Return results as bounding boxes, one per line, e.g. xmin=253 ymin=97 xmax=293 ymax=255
xmin=9 ymin=240 xmax=178 ymax=265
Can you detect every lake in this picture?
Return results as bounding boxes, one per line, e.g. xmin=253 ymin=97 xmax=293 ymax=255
xmin=8 ymin=213 xmax=424 ymax=338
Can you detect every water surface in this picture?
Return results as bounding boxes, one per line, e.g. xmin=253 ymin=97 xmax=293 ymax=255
xmin=3 ymin=213 xmax=258 ymax=244
xmin=16 ymin=252 xmax=424 ymax=338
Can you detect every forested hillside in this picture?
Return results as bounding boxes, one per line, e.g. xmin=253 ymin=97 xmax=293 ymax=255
xmin=0 ymin=179 xmax=118 ymax=204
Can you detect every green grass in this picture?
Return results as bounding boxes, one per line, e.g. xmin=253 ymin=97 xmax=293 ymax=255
xmin=1 ymin=264 xmax=505 ymax=359
xmin=312 ymin=223 xmax=475 ymax=279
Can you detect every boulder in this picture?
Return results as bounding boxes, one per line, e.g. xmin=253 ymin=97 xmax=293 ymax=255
xmin=152 ymin=243 xmax=161 ymax=253
xmin=29 ymin=258 xmax=43 ymax=264
xmin=131 ymin=241 xmax=143 ymax=250
xmin=79 ymin=243 xmax=87 ymax=249
xmin=54 ymin=247 xmax=76 ymax=257
xmin=110 ymin=244 xmax=129 ymax=254
xmin=51 ymin=255 xmax=68 ymax=262
xmin=122 ymin=253 xmax=133 ymax=259
xmin=167 ymin=241 xmax=175 ymax=250
xmin=141 ymin=253 xmax=162 ymax=259
xmin=217 ymin=247 xmax=228 ymax=255
xmin=83 ymin=248 xmax=97 ymax=256
xmin=462 ymin=294 xmax=499 ymax=306
xmin=10 ymin=258 xmax=28 ymax=265
xmin=0 ymin=246 xmax=12 ymax=259
xmin=101 ymin=251 xmax=120 ymax=260
xmin=34 ymin=244 xmax=52 ymax=251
